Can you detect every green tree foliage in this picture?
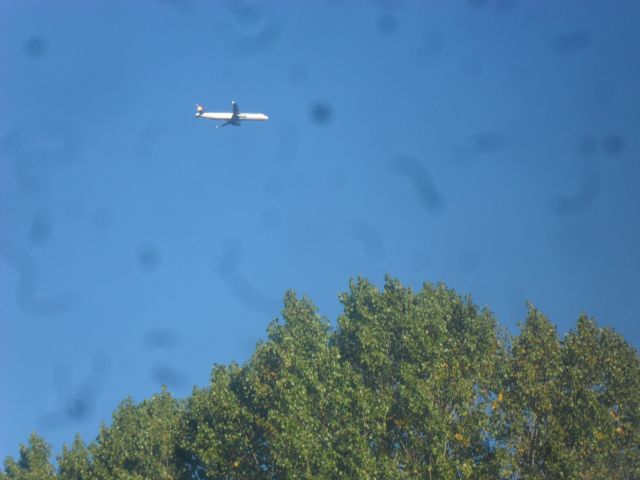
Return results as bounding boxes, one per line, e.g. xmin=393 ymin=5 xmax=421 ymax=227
xmin=56 ymin=436 xmax=90 ymax=480
xmin=3 ymin=277 xmax=639 ymax=478
xmin=2 ymin=433 xmax=56 ymax=480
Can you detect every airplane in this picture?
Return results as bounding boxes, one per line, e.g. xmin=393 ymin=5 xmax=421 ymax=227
xmin=194 ymin=101 xmax=269 ymax=128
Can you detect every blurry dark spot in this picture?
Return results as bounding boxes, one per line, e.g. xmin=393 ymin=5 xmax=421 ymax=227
xmin=39 ymin=356 xmax=110 ymax=430
xmin=288 ymin=64 xmax=308 ymax=84
xmin=376 ymin=14 xmax=398 ymax=35
xmin=214 ymin=239 xmax=279 ymax=315
xmin=603 ymin=134 xmax=625 ymax=155
xmin=91 ymin=208 xmax=113 ymax=230
xmin=5 ymin=124 xmax=81 ymax=194
xmin=594 ymin=81 xmax=614 ymax=103
xmin=310 ymin=102 xmax=333 ymax=125
xmin=551 ymin=29 xmax=592 ymax=53
xmin=64 ymin=398 xmax=90 ymax=420
xmin=472 ymin=132 xmax=503 ymax=154
xmin=137 ymin=244 xmax=161 ymax=272
xmin=550 ymin=170 xmax=601 ymax=217
xmin=390 ymin=154 xmax=444 ymax=212
xmin=29 ymin=212 xmax=52 ymax=245
xmin=143 ymin=328 xmax=179 ymax=350
xmin=0 ymin=237 xmax=74 ymax=316
xmin=576 ymin=134 xmax=598 ymax=156
xmin=419 ymin=28 xmax=444 ymax=63
xmin=150 ymin=365 xmax=188 ymax=390
xmin=458 ymin=250 xmax=479 ymax=271
xmin=217 ymin=239 xmax=244 ymax=275
xmin=260 ymin=207 xmax=282 ymax=229
xmin=351 ymin=221 xmax=385 ymax=261
xmin=23 ymin=36 xmax=47 ymax=58
xmin=233 ymin=20 xmax=283 ymax=56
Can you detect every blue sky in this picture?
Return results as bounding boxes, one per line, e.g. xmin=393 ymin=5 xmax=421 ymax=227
xmin=1 ymin=0 xmax=639 ymax=460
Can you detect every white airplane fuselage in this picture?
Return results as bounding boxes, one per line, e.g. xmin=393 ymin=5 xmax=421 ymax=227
xmin=199 ymin=112 xmax=269 ymax=121
xmin=195 ymin=101 xmax=268 ymax=127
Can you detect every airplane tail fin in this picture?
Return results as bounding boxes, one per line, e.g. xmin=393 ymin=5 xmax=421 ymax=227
xmin=195 ymin=104 xmax=203 ymax=117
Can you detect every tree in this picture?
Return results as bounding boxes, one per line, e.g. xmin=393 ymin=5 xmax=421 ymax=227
xmin=2 ymin=433 xmax=56 ymax=480
xmin=3 ymin=277 xmax=639 ymax=479
xmin=87 ymin=388 xmax=188 ymax=479
xmin=335 ymin=277 xmax=504 ymax=478
xmin=558 ymin=315 xmax=640 ymax=478
xmin=498 ymin=305 xmax=565 ymax=478
xmin=56 ymin=435 xmax=90 ymax=480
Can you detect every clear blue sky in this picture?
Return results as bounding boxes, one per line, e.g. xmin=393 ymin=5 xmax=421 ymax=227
xmin=1 ymin=0 xmax=639 ymax=460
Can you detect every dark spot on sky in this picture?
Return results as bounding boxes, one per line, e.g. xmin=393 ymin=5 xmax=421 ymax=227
xmin=29 ymin=212 xmax=52 ymax=245
xmin=551 ymin=29 xmax=592 ymax=53
xmin=137 ymin=244 xmax=161 ymax=272
xmin=39 ymin=356 xmax=110 ymax=430
xmin=23 ymin=36 xmax=47 ymax=58
xmin=376 ymin=14 xmax=398 ymax=35
xmin=550 ymin=170 xmax=601 ymax=217
xmin=64 ymin=397 xmax=90 ymax=421
xmin=472 ymin=132 xmax=503 ymax=154
xmin=576 ymin=134 xmax=598 ymax=156
xmin=310 ymin=102 xmax=333 ymax=125
xmin=390 ymin=154 xmax=445 ymax=212
xmin=143 ymin=328 xmax=179 ymax=349
xmin=215 ymin=239 xmax=279 ymax=315
xmin=6 ymin=124 xmax=82 ymax=194
xmin=351 ymin=221 xmax=385 ymax=261
xmin=603 ymin=134 xmax=625 ymax=155
xmin=0 ymin=237 xmax=74 ymax=316
xmin=150 ymin=364 xmax=188 ymax=390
